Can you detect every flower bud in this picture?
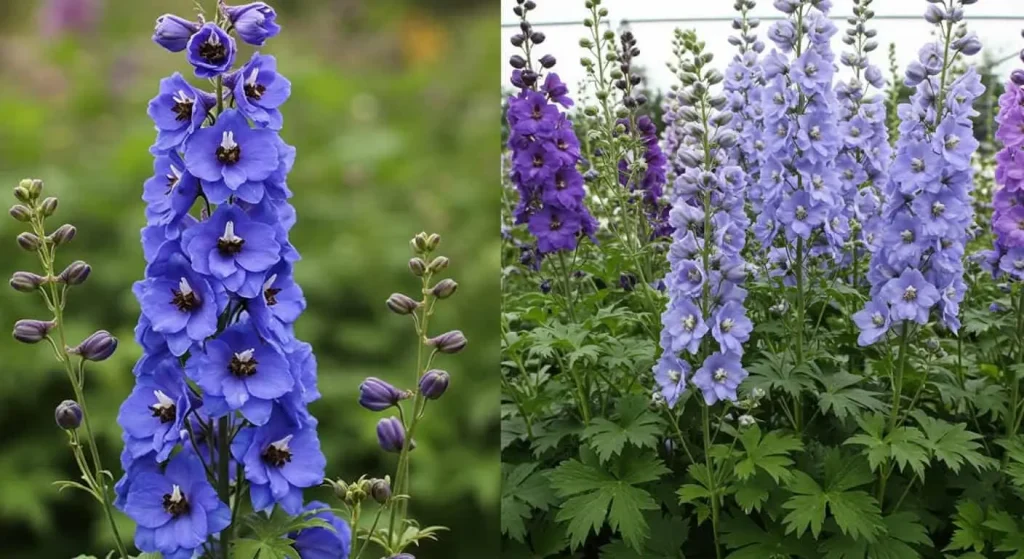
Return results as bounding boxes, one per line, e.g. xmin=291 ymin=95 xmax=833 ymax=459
xmin=539 ymin=54 xmax=557 ymax=68
xmin=58 ymin=261 xmax=91 ymax=286
xmin=427 ymin=256 xmax=449 ymax=273
xmin=9 ymin=205 xmax=32 ymax=222
xmin=13 ymin=319 xmax=55 ymax=344
xmin=16 ymin=232 xmax=40 ymax=252
xmin=370 ymin=477 xmax=392 ymax=504
xmin=427 ymin=330 xmax=467 ymax=354
xmin=408 ymin=258 xmax=427 ymax=277
xmin=411 ymin=232 xmax=429 ymax=253
xmin=419 ymin=369 xmax=450 ymax=400
xmin=377 ymin=417 xmax=414 ymax=453
xmin=359 ymin=377 xmax=407 ymax=411
xmin=738 ymin=414 xmax=756 ymax=427
xmin=50 ymin=224 xmax=76 ymax=246
xmin=13 ymin=186 xmax=31 ymax=204
xmin=55 ymin=400 xmax=83 ymax=430
xmin=40 ymin=197 xmax=58 ymax=218
xmin=152 ymin=14 xmax=200 ymax=52
xmin=923 ymin=4 xmax=944 ymax=24
xmin=10 ymin=271 xmax=46 ymax=293
xmin=223 ymin=3 xmax=281 ymax=46
xmin=26 ymin=179 xmax=43 ymax=200
xmin=70 ymin=330 xmax=118 ymax=361
xmin=386 ymin=293 xmax=419 ymax=315
xmin=425 ymin=233 xmax=441 ymax=251
xmin=431 ymin=279 xmax=458 ymax=299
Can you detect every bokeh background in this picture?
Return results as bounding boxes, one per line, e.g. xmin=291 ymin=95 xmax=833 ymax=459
xmin=0 ymin=0 xmax=498 ymax=557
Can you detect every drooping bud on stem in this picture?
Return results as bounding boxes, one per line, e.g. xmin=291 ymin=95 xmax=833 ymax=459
xmin=13 ymin=319 xmax=55 ymax=344
xmin=425 ymin=233 xmax=441 ymax=251
xmin=58 ymin=261 xmax=92 ymax=285
xmin=49 ymin=224 xmax=77 ymax=246
xmin=431 ymin=279 xmax=458 ymax=299
xmin=408 ymin=258 xmax=427 ymax=277
xmin=376 ymin=417 xmax=414 ymax=453
xmin=427 ymin=256 xmax=449 ymax=273
xmin=359 ymin=377 xmax=407 ymax=411
xmin=427 ymin=330 xmax=467 ymax=354
xmin=411 ymin=232 xmax=429 ymax=254
xmin=9 ymin=205 xmax=32 ymax=222
xmin=70 ymin=330 xmax=118 ymax=361
xmin=10 ymin=271 xmax=46 ymax=293
xmin=369 ymin=477 xmax=392 ymax=504
xmin=40 ymin=197 xmax=58 ymax=218
xmin=386 ymin=293 xmax=419 ymax=315
xmin=418 ymin=369 xmax=450 ymax=400
xmin=16 ymin=232 xmax=41 ymax=252
xmin=55 ymin=400 xmax=83 ymax=430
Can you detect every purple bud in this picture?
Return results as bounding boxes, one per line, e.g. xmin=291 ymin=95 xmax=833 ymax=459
xmin=408 ymin=258 xmax=427 ymax=277
xmin=40 ymin=197 xmax=58 ymax=217
xmin=954 ymin=34 xmax=981 ymax=56
xmin=9 ymin=205 xmax=32 ymax=222
xmin=71 ymin=330 xmax=118 ymax=361
xmin=16 ymin=232 xmax=40 ymax=252
xmin=923 ymin=5 xmax=944 ymax=24
xmin=425 ymin=233 xmax=441 ymax=251
xmin=539 ymin=54 xmax=557 ymax=68
xmin=13 ymin=319 xmax=55 ymax=344
xmin=58 ymin=260 xmax=91 ymax=285
xmin=418 ymin=369 xmax=450 ymax=400
xmin=377 ymin=417 xmax=414 ymax=453
xmin=509 ymin=55 xmax=527 ymax=69
xmin=904 ymin=61 xmax=926 ymax=86
xmin=359 ymin=377 xmax=405 ymax=411
xmin=386 ymin=293 xmax=420 ymax=315
xmin=223 ymin=2 xmax=281 ymax=46
xmin=50 ymin=224 xmax=76 ymax=246
xmin=152 ymin=14 xmax=200 ymax=52
xmin=1012 ymin=70 xmax=1024 ymax=87
xmin=427 ymin=256 xmax=449 ymax=273
xmin=427 ymin=330 xmax=467 ymax=354
xmin=431 ymin=279 xmax=458 ymax=299
xmin=411 ymin=233 xmax=429 ymax=253
xmin=369 ymin=478 xmax=391 ymax=504
xmin=10 ymin=271 xmax=46 ymax=293
xmin=55 ymin=400 xmax=83 ymax=430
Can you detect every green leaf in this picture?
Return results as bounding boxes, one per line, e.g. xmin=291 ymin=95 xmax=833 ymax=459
xmin=583 ymin=395 xmax=664 ymax=461
xmin=746 ymin=352 xmax=816 ymax=399
xmin=782 ymin=453 xmax=884 ymax=542
xmin=732 ymin=472 xmax=774 ymax=514
xmin=548 ymin=451 xmax=668 ymax=552
xmin=733 ymin=424 xmax=803 ymax=483
xmin=846 ymin=419 xmax=929 ymax=479
xmin=945 ymin=500 xmax=987 ymax=553
xmin=232 ymin=537 xmax=299 ymax=559
xmin=721 ymin=512 xmax=819 ymax=558
xmin=911 ymin=411 xmax=997 ymax=474
xmin=501 ymin=463 xmax=558 ymax=541
xmin=531 ymin=418 xmax=584 ymax=457
xmin=985 ymin=508 xmax=1024 ymax=557
xmin=817 ymin=372 xmax=886 ymax=421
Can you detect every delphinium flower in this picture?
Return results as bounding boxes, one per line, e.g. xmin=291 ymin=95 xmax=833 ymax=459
xmin=755 ymin=0 xmax=845 ymax=268
xmin=7 ymin=179 xmax=131 ymax=557
xmin=723 ymin=0 xmax=766 ymax=214
xmin=835 ymin=0 xmax=891 ymax=280
xmin=118 ymin=2 xmax=340 ymax=557
xmin=505 ymin=3 xmax=596 ymax=257
xmin=653 ymin=30 xmax=751 ymax=409
xmin=859 ymin=0 xmax=982 ymax=344
xmin=988 ymin=58 xmax=1024 ymax=280
xmin=325 ymin=232 xmax=465 ymax=558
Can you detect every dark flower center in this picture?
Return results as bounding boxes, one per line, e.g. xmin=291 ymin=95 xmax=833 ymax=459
xmin=262 ymin=440 xmax=293 ymax=468
xmin=217 ymin=237 xmax=245 ymax=255
xmin=549 ymin=218 xmax=562 ymax=231
xmin=229 ymin=351 xmax=259 ymax=377
xmin=170 ymin=283 xmax=200 ymax=312
xmin=199 ymin=40 xmax=228 ymax=64
xmin=162 ymin=490 xmax=190 ymax=517
xmin=245 ymin=82 xmax=267 ymax=101
xmin=150 ymin=404 xmax=176 ymax=424
xmin=172 ymin=100 xmax=193 ymax=122
xmin=557 ymin=139 xmax=568 ymax=151
xmin=903 ymin=286 xmax=917 ymax=301
xmin=217 ymin=145 xmax=241 ymax=164
xmin=532 ymin=155 xmax=544 ymax=168
xmin=265 ymin=287 xmax=281 ymax=306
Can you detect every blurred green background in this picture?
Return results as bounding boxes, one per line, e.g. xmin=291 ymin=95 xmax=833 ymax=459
xmin=0 ymin=0 xmax=498 ymax=557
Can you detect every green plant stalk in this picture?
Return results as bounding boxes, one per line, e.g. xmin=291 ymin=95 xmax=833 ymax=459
xmin=352 ymin=504 xmax=387 ymax=559
xmin=794 ymin=237 xmax=805 ymax=431
xmin=217 ymin=416 xmax=231 ymax=559
xmin=33 ymin=215 xmax=129 ymax=559
xmin=878 ymin=324 xmax=911 ymax=506
xmin=1008 ymin=286 xmax=1024 ymax=439
xmin=556 ymin=251 xmax=577 ymax=322
xmin=701 ymin=403 xmax=722 ymax=559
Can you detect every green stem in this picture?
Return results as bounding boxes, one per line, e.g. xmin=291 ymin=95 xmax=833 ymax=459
xmin=352 ymin=505 xmax=387 ymax=559
xmin=794 ymin=238 xmax=805 ymax=431
xmin=888 ymin=325 xmax=911 ymax=434
xmin=702 ymin=403 xmax=722 ymax=559
xmin=217 ymin=416 xmax=230 ymax=559
xmin=1008 ymin=287 xmax=1024 ymax=439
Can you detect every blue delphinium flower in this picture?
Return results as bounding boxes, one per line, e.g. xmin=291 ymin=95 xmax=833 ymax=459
xmin=121 ymin=4 xmax=333 ymax=550
xmin=986 ymin=61 xmax=1024 ymax=277
xmin=123 ymin=452 xmax=231 ymax=559
xmin=723 ymin=0 xmax=765 ymax=214
xmin=654 ymin=30 xmax=751 ymax=407
xmin=859 ymin=2 xmax=983 ymax=340
xmin=290 ymin=501 xmax=353 ymax=559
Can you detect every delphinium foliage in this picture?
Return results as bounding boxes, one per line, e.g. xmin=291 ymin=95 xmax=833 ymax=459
xmin=502 ymin=0 xmax=1024 ymax=558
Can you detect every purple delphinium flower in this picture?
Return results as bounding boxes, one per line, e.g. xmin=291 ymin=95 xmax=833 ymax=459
xmin=852 ymin=300 xmax=891 ymax=346
xmin=118 ymin=358 xmax=192 ymax=461
xmin=184 ymin=109 xmax=281 ymax=204
xmin=692 ymin=352 xmax=748 ymax=406
xmin=152 ymin=14 xmax=199 ymax=53
xmin=147 ymin=73 xmax=216 ymax=154
xmin=227 ymin=53 xmax=291 ymax=130
xmin=990 ymin=64 xmax=1024 ymax=278
xmin=653 ymin=353 xmax=689 ymax=408
xmin=142 ymin=151 xmax=200 ymax=239
xmin=711 ymin=301 xmax=753 ymax=356
xmin=245 ymin=260 xmax=305 ymax=344
xmin=223 ymin=2 xmax=281 ymax=46
xmin=859 ymin=2 xmax=983 ymax=340
xmin=232 ymin=412 xmax=326 ymax=515
xmin=290 ymin=501 xmax=353 ymax=559
xmin=186 ymin=23 xmax=236 ymax=78
xmin=182 ymin=203 xmax=282 ymax=297
xmin=123 ymin=452 xmax=231 ymax=559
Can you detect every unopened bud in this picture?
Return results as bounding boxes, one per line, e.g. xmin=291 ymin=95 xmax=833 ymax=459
xmin=425 ymin=233 xmax=441 ymax=251
xmin=408 ymin=258 xmax=427 ymax=277
xmin=419 ymin=369 xmax=450 ymax=400
xmin=412 ymin=232 xmax=429 ymax=253
xmin=9 ymin=205 xmax=32 ymax=222
xmin=10 ymin=271 xmax=46 ymax=293
xmin=386 ymin=293 xmax=419 ymax=315
xmin=377 ymin=417 xmax=414 ymax=453
xmin=40 ymin=197 xmax=58 ymax=217
xmin=13 ymin=319 xmax=55 ymax=344
xmin=431 ymin=279 xmax=458 ymax=299
xmin=26 ymin=179 xmax=43 ymax=200
xmin=16 ymin=232 xmax=40 ymax=252
xmin=70 ymin=330 xmax=118 ymax=361
xmin=50 ymin=224 xmax=76 ymax=246
xmin=427 ymin=330 xmax=467 ymax=354
xmin=427 ymin=256 xmax=449 ymax=273
xmin=58 ymin=261 xmax=91 ymax=285
xmin=370 ymin=477 xmax=392 ymax=504
xmin=55 ymin=400 xmax=83 ymax=430
xmin=738 ymin=414 xmax=756 ymax=427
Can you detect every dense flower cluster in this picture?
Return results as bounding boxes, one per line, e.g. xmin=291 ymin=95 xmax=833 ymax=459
xmin=986 ymin=68 xmax=1024 ymax=278
xmin=654 ymin=34 xmax=751 ymax=408
xmin=618 ymin=114 xmax=671 ymax=238
xmin=723 ymin=0 xmax=765 ymax=213
xmin=115 ymin=4 xmax=345 ymax=557
xmin=835 ymin=0 xmax=891 ymax=267
xmin=755 ymin=0 xmax=847 ymax=272
xmin=856 ymin=3 xmax=983 ymax=343
xmin=506 ymin=22 xmax=596 ymax=255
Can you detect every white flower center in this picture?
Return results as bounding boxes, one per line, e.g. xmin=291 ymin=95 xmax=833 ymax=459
xmin=169 ymin=484 xmax=185 ymax=504
xmin=269 ymin=434 xmax=294 ymax=453
xmin=220 ymin=131 xmax=238 ymax=151
xmin=721 ymin=318 xmax=734 ymax=333
xmin=903 ymin=286 xmax=917 ymax=301
xmin=234 ymin=348 xmax=256 ymax=363
xmin=172 ymin=89 xmax=193 ymax=106
xmin=178 ymin=277 xmax=194 ymax=296
xmin=668 ymin=370 xmax=681 ymax=383
xmin=220 ymin=221 xmax=242 ymax=244
xmin=713 ymin=367 xmax=728 ymax=383
xmin=263 ymin=274 xmax=278 ymax=291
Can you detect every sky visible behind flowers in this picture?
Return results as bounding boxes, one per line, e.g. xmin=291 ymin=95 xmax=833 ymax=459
xmin=500 ymin=0 xmax=1024 ymax=91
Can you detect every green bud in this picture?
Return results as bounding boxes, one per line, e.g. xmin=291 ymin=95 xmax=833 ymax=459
xmin=40 ymin=197 xmax=58 ymax=217
xmin=428 ymin=256 xmax=449 ymax=273
xmin=9 ymin=205 xmax=32 ymax=222
xmin=425 ymin=233 xmax=441 ymax=251
xmin=408 ymin=258 xmax=427 ymax=277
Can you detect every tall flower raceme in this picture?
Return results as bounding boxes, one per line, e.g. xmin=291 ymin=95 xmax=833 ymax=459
xmin=7 ymin=179 xmax=131 ymax=558
xmin=856 ymin=0 xmax=983 ymax=346
xmin=723 ymin=0 xmax=766 ymax=214
xmin=505 ymin=2 xmax=596 ymax=257
xmin=835 ymin=0 xmax=891 ymax=278
xmin=115 ymin=3 xmax=355 ymax=558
